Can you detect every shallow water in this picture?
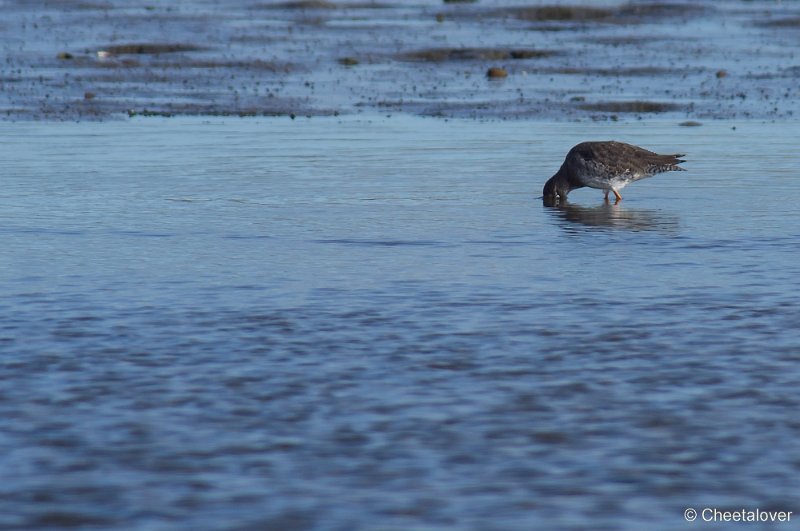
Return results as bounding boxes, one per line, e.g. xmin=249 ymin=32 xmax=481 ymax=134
xmin=2 ymin=116 xmax=800 ymax=529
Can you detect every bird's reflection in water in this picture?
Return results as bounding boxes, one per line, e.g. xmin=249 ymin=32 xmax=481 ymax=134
xmin=543 ymin=198 xmax=679 ymax=233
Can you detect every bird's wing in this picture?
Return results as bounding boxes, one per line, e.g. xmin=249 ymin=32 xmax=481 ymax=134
xmin=572 ymin=141 xmax=685 ymax=177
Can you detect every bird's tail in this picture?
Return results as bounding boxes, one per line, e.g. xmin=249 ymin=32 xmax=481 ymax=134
xmin=652 ymin=153 xmax=687 ymax=173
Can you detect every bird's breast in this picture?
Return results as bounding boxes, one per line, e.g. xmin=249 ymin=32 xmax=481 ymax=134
xmin=580 ymin=174 xmax=638 ymax=190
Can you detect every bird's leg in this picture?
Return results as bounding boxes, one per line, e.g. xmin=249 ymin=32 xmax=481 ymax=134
xmin=603 ymin=190 xmax=610 ymax=201
xmin=612 ymin=189 xmax=623 ymax=202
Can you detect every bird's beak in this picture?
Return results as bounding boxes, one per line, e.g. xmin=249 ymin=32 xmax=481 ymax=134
xmin=543 ymin=193 xmax=560 ymax=207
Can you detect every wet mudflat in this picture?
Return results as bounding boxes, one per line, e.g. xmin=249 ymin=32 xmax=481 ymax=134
xmin=2 ymin=116 xmax=800 ymax=529
xmin=2 ymin=0 xmax=800 ymax=120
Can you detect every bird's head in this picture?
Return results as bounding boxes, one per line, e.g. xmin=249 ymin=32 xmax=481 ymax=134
xmin=542 ymin=175 xmax=569 ymax=206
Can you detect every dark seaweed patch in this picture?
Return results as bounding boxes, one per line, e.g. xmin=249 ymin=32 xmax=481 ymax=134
xmin=584 ymin=35 xmax=677 ymax=46
xmin=615 ymin=3 xmax=706 ymax=19
xmin=267 ymin=1 xmax=337 ymax=8
xmin=261 ymin=1 xmax=392 ymax=9
xmin=759 ymin=17 xmax=800 ymax=28
xmin=496 ymin=3 xmax=706 ymax=24
xmin=126 ymin=101 xmax=334 ymax=118
xmin=549 ymin=66 xmax=676 ymax=76
xmin=502 ymin=6 xmax=615 ymax=22
xmin=97 ymin=44 xmax=204 ymax=55
xmin=579 ymin=101 xmax=681 ymax=113
xmin=400 ymin=47 xmax=555 ymax=62
xmin=152 ymin=60 xmax=289 ymax=71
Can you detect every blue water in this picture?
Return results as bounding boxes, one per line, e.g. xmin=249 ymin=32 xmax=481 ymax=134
xmin=2 ymin=116 xmax=800 ymax=529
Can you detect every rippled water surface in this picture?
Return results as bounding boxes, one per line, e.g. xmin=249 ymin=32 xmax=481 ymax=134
xmin=2 ymin=117 xmax=800 ymax=529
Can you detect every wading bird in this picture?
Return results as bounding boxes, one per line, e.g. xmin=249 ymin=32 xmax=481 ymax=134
xmin=543 ymin=141 xmax=685 ymax=204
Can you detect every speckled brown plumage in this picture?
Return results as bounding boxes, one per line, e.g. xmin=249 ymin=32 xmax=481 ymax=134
xmin=543 ymin=141 xmax=685 ymax=204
